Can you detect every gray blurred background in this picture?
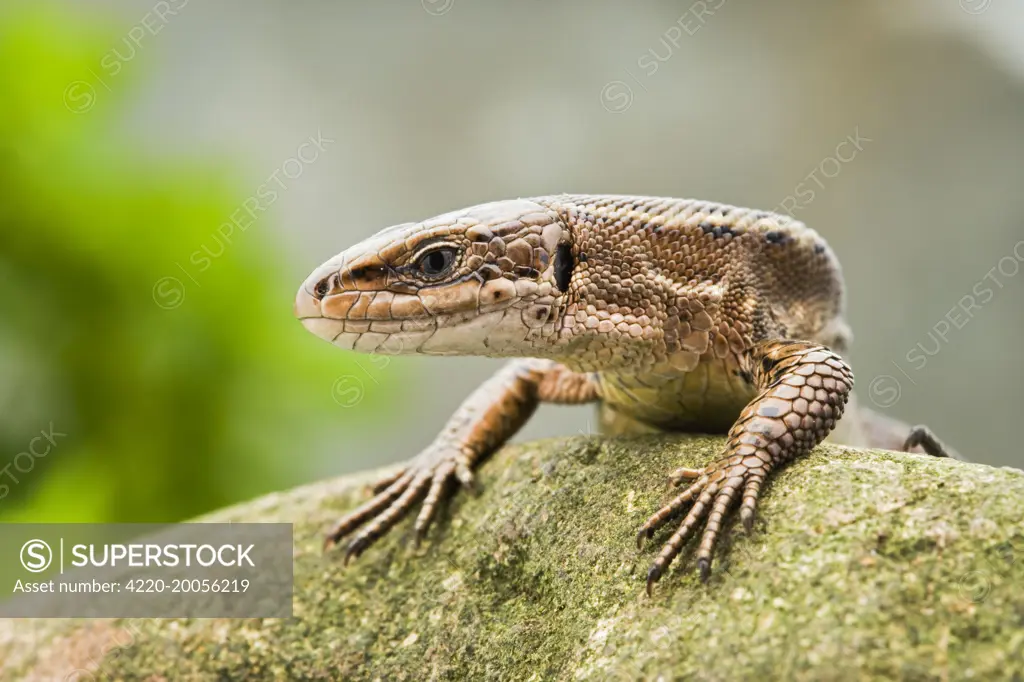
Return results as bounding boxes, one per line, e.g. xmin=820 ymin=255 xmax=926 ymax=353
xmin=56 ymin=0 xmax=1024 ymax=478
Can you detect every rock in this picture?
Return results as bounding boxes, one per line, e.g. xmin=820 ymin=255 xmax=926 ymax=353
xmin=3 ymin=435 xmax=1023 ymax=680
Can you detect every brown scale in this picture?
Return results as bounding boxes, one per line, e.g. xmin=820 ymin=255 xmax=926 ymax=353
xmin=305 ymin=194 xmax=956 ymax=591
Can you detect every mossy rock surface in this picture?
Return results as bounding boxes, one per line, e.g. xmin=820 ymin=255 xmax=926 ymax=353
xmin=3 ymin=435 xmax=1023 ymax=681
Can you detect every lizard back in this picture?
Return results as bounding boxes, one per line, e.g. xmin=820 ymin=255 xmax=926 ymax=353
xmin=534 ymin=194 xmax=850 ymax=431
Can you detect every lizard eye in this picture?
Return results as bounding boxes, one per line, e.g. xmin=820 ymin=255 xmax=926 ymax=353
xmin=415 ymin=247 xmax=458 ymax=277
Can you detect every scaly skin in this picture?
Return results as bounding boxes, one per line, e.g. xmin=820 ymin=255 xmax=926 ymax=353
xmin=295 ymin=194 xmax=952 ymax=592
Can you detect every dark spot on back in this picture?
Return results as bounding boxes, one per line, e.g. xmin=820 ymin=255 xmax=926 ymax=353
xmin=554 ymin=243 xmax=574 ymax=293
xmin=762 ymin=356 xmax=776 ymax=373
xmin=701 ymin=222 xmax=738 ymax=239
xmin=579 ymin=252 xmax=588 ymax=262
xmin=765 ymin=231 xmax=792 ymax=245
xmin=814 ymin=242 xmax=826 ymax=255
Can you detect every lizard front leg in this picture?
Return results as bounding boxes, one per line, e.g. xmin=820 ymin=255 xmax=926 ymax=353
xmin=638 ymin=340 xmax=854 ymax=593
xmin=325 ymin=359 xmax=599 ymax=562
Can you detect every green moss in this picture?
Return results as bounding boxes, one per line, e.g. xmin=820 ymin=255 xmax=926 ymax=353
xmin=4 ymin=436 xmax=1024 ymax=680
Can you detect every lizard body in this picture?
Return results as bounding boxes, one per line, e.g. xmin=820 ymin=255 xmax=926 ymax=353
xmin=296 ymin=194 xmax=951 ymax=591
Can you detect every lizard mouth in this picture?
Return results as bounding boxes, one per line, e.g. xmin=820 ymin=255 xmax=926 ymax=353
xmin=297 ymin=279 xmax=535 ymax=357
xmin=295 ymin=267 xmax=437 ymax=353
xmin=295 ymin=262 xmax=502 ymax=355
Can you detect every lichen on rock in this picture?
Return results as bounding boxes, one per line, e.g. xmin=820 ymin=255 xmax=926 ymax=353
xmin=3 ymin=435 xmax=1023 ymax=680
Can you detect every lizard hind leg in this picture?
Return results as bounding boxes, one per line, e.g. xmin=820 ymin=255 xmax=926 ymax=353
xmin=903 ymin=425 xmax=959 ymax=459
xmin=638 ymin=340 xmax=855 ymax=594
xmin=853 ymin=405 xmax=962 ymax=460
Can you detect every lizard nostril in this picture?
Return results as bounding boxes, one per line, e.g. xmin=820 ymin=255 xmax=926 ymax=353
xmin=314 ymin=277 xmax=332 ymax=300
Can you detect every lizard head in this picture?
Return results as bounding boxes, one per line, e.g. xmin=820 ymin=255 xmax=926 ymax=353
xmin=295 ymin=199 xmax=574 ymax=356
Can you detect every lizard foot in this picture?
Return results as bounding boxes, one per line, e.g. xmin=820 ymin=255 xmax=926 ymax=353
xmin=637 ymin=456 xmax=767 ymax=595
xmin=903 ymin=425 xmax=959 ymax=459
xmin=636 ymin=341 xmax=853 ymax=595
xmin=323 ymin=444 xmax=474 ymax=563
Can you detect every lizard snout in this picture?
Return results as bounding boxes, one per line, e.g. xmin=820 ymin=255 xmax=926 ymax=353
xmin=295 ymin=257 xmax=348 ymax=324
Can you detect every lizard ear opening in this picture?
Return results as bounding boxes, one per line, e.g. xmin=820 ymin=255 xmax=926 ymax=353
xmin=554 ymin=243 xmax=574 ymax=293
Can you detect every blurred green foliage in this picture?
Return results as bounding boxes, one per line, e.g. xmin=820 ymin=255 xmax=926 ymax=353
xmin=0 ymin=9 xmax=394 ymax=523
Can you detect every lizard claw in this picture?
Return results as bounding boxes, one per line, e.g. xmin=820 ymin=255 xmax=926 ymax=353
xmin=413 ymin=519 xmax=435 ymax=549
xmin=323 ymin=447 xmax=474 ymax=564
xmin=740 ymin=506 xmax=755 ymax=534
xmin=636 ymin=527 xmax=651 ymax=550
xmin=342 ymin=543 xmax=363 ymax=566
xmin=697 ymin=557 xmax=711 ymax=583
xmin=645 ymin=565 xmax=662 ymax=597
xmin=455 ymin=463 xmax=478 ymax=492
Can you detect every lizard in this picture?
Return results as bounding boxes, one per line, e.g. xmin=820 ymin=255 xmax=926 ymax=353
xmin=294 ymin=194 xmax=955 ymax=594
